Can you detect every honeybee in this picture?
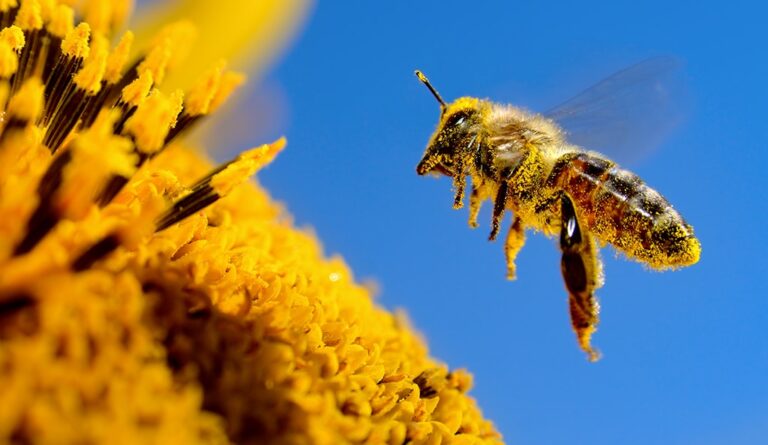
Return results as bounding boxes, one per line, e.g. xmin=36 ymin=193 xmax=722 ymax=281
xmin=414 ymin=60 xmax=701 ymax=361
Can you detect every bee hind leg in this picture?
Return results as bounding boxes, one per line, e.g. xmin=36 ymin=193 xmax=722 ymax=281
xmin=451 ymin=159 xmax=468 ymax=209
xmin=559 ymin=193 xmax=603 ymax=362
xmin=468 ymin=184 xmax=482 ymax=228
xmin=489 ymin=179 xmax=509 ymax=241
xmin=504 ymin=216 xmax=526 ymax=280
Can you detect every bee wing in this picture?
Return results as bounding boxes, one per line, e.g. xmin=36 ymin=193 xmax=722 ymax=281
xmin=545 ymin=57 xmax=688 ymax=165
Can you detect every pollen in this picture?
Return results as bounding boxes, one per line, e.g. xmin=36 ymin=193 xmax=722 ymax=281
xmin=0 ymin=0 xmax=18 ymax=14
xmin=137 ymin=21 xmax=196 ymax=86
xmin=0 ymin=24 xmax=24 ymax=50
xmin=0 ymin=1 xmax=502 ymax=444
xmin=209 ymin=138 xmax=285 ymax=196
xmin=120 ymin=69 xmax=152 ymax=107
xmin=46 ymin=4 xmax=73 ymax=38
xmin=136 ymin=36 xmax=171 ymax=85
xmin=103 ymin=30 xmax=132 ymax=84
xmin=72 ymin=34 xmax=107 ymax=93
xmin=81 ymin=0 xmax=132 ymax=35
xmin=123 ymin=88 xmax=183 ymax=153
xmin=60 ymin=22 xmax=90 ymax=58
xmin=0 ymin=40 xmax=18 ymax=78
xmin=183 ymin=59 xmax=225 ymax=117
xmin=13 ymin=0 xmax=42 ymax=30
xmin=209 ymin=70 xmax=246 ymax=113
xmin=7 ymin=76 xmax=42 ymax=121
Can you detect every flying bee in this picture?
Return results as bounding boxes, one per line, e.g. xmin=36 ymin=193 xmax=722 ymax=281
xmin=414 ymin=60 xmax=701 ymax=361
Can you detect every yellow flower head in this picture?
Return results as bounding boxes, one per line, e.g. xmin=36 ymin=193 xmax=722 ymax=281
xmin=0 ymin=1 xmax=502 ymax=444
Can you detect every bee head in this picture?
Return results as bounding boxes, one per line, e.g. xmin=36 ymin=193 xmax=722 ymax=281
xmin=415 ymin=70 xmax=486 ymax=177
xmin=417 ymin=100 xmax=484 ymax=176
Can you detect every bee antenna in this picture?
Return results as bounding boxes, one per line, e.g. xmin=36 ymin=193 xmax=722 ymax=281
xmin=415 ymin=70 xmax=447 ymax=109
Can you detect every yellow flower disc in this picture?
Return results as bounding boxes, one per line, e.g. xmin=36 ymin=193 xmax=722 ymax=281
xmin=0 ymin=1 xmax=502 ymax=444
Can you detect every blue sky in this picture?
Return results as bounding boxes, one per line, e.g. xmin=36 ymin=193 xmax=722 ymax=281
xmin=216 ymin=1 xmax=767 ymax=444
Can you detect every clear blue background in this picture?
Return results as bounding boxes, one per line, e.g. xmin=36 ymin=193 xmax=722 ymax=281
xmin=236 ymin=1 xmax=766 ymax=443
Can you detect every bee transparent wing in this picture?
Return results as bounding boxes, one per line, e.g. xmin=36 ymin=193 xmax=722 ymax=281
xmin=545 ymin=57 xmax=688 ymax=165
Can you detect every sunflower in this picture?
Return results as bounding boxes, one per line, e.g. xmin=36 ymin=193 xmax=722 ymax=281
xmin=0 ymin=1 xmax=502 ymax=443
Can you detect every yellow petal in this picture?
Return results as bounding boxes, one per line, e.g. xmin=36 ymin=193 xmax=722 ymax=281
xmin=131 ymin=0 xmax=312 ymax=89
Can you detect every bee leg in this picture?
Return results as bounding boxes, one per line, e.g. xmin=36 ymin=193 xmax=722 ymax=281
xmin=468 ymin=184 xmax=482 ymax=228
xmin=559 ymin=193 xmax=603 ymax=362
xmin=452 ymin=171 xmax=467 ymax=209
xmin=504 ymin=216 xmax=526 ymax=280
xmin=489 ymin=180 xmax=509 ymax=241
xmin=450 ymin=155 xmax=469 ymax=209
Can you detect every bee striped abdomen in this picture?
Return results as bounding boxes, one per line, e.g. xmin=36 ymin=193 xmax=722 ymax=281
xmin=549 ymin=152 xmax=700 ymax=269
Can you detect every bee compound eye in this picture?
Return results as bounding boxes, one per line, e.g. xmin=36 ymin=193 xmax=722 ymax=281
xmin=447 ymin=113 xmax=468 ymax=127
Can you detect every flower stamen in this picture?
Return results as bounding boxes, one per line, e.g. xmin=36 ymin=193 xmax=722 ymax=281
xmin=156 ymin=138 xmax=285 ymax=232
